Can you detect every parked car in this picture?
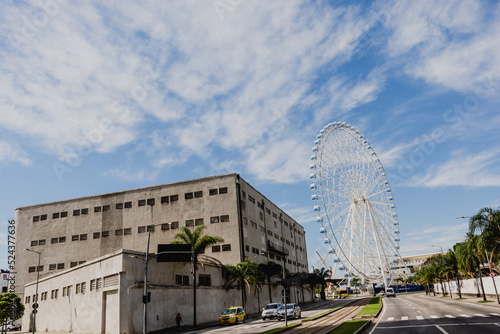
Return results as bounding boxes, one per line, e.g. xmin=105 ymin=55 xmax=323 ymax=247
xmin=219 ymin=306 xmax=246 ymax=325
xmin=262 ymin=303 xmax=282 ymax=320
xmin=386 ymin=287 xmax=396 ymax=297
xmin=0 ymin=321 xmax=21 ymax=331
xmin=277 ymin=303 xmax=301 ymax=320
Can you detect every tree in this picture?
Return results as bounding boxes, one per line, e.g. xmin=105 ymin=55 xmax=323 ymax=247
xmin=171 ymin=225 xmax=224 ymax=326
xmin=469 ymin=207 xmax=500 ymax=273
xmin=444 ymin=249 xmax=462 ymax=298
xmin=312 ymin=267 xmax=331 ymax=300
xmin=0 ymin=293 xmax=24 ymax=333
xmin=223 ymin=259 xmax=260 ymax=310
xmin=258 ymin=262 xmax=283 ymax=303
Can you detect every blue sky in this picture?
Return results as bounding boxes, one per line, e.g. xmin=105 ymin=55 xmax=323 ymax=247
xmin=1 ymin=0 xmax=499 ymax=271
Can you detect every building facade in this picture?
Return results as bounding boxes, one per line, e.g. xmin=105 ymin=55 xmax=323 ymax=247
xmin=15 ymin=174 xmax=309 ymax=332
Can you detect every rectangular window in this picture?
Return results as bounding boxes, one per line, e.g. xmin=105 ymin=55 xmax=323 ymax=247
xmin=115 ymin=229 xmax=123 ymax=236
xmin=38 ymin=239 xmax=46 ymax=245
xmin=81 ymin=208 xmax=88 ymax=214
xmin=72 ymin=235 xmax=79 ymax=241
xmin=185 ymin=192 xmax=193 ymax=200
xmin=138 ymin=226 xmax=146 ymax=233
xmin=269 ymin=253 xmax=275 ymax=259
xmin=273 ymin=212 xmax=277 ymax=218
xmin=57 ymin=263 xmax=65 ymax=270
xmin=67 ymin=286 xmax=72 ymax=295
xmin=33 ymin=216 xmax=40 ymax=222
xmin=198 ymin=274 xmax=211 ymax=286
xmin=240 ymin=200 xmax=246 ymax=211
xmin=62 ymin=287 xmax=66 ymax=297
xmin=266 ymin=208 xmax=271 ymax=214
xmin=61 ymin=211 xmax=68 ymax=217
xmin=49 ymin=264 xmax=56 ymax=271
xmin=161 ymin=223 xmax=169 ymax=231
xmin=96 ymin=278 xmax=102 ymax=290
xmin=171 ymin=221 xmax=179 ymax=229
xmin=147 ymin=198 xmax=155 ymax=206
xmin=219 ymin=187 xmax=228 ymax=194
xmin=76 ymin=283 xmax=80 ymax=294
xmin=259 ymin=212 xmax=264 ymax=221
xmin=170 ymin=194 xmax=179 ymax=202
xmin=94 ymin=206 xmax=102 ymax=213
xmin=90 ymin=279 xmax=95 ymax=291
xmin=194 ymin=191 xmax=203 ymax=198
xmin=248 ymin=195 xmax=255 ymax=204
xmin=31 ymin=240 xmax=38 ymax=247
xmin=59 ymin=236 xmax=66 ymax=243
xmin=102 ymin=205 xmax=110 ymax=212
xmin=210 ymin=216 xmax=219 ymax=224
xmin=220 ymin=215 xmax=229 ymax=223
xmin=245 ymin=245 xmax=249 ymax=252
xmin=147 ymin=225 xmax=155 ymax=232
xmin=175 ymin=275 xmax=190 ymax=286
xmin=102 ymin=231 xmax=109 ymax=238
xmin=161 ymin=196 xmax=169 ymax=203
xmin=41 ymin=214 xmax=47 ymax=221
xmin=195 ymin=218 xmax=204 ymax=226
xmin=212 ymin=245 xmax=221 ymax=252
xmin=73 ymin=209 xmax=80 ymax=216
xmin=52 ymin=212 xmax=60 ymax=219
xmin=80 ymin=234 xmax=87 ymax=241
xmin=209 ymin=189 xmax=218 ymax=196
xmin=70 ymin=262 xmax=78 ymax=268
xmin=81 ymin=282 xmax=86 ymax=294
xmin=185 ymin=220 xmax=194 ymax=227
xmin=124 ymin=228 xmax=132 ymax=235
xmin=243 ymin=217 xmax=248 ymax=225
xmin=51 ymin=237 xmax=58 ymax=244
xmin=242 ymin=190 xmax=246 ymax=198
xmin=93 ymin=232 xmax=100 ymax=239
xmin=222 ymin=244 xmax=231 ymax=252
xmin=116 ymin=203 xmax=123 ymax=210
xmin=124 ymin=201 xmax=132 ymax=208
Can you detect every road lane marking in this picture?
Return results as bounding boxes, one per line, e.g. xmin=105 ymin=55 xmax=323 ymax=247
xmin=387 ymin=317 xmax=394 ymax=321
xmin=401 ymin=316 xmax=408 ymax=320
xmin=475 ymin=314 xmax=488 ymax=317
xmin=416 ymin=316 xmax=424 ymax=320
xmin=459 ymin=314 xmax=471 ymax=317
xmin=435 ymin=325 xmax=449 ymax=333
xmin=444 ymin=315 xmax=455 ymax=318
xmin=430 ymin=315 xmax=439 ymax=319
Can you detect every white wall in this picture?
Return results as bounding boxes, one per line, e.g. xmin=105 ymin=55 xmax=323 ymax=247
xmin=433 ymin=275 xmax=500 ymax=297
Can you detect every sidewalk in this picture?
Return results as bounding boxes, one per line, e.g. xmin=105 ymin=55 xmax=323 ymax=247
xmin=420 ymin=292 xmax=500 ymax=309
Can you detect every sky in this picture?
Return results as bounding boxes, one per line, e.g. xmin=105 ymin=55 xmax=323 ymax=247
xmin=1 ymin=0 xmax=499 ymax=272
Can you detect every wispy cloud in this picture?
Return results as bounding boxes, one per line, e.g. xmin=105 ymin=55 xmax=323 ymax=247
xmin=0 ymin=140 xmax=32 ymax=166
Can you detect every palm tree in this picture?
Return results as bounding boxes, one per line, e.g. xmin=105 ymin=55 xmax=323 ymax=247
xmin=171 ymin=225 xmax=224 ymax=326
xmin=469 ymin=207 xmax=500 ymax=273
xmin=258 ymin=262 xmax=283 ymax=303
xmin=464 ymin=232 xmax=487 ymax=301
xmin=312 ymin=267 xmax=331 ymax=300
xmin=444 ymin=249 xmax=462 ymax=298
xmin=223 ymin=258 xmax=260 ymax=310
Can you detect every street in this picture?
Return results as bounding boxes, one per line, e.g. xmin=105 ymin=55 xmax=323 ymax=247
xmin=368 ymin=293 xmax=500 ymax=334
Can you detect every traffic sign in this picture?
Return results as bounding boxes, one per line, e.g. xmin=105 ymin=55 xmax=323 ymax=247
xmin=32 ymin=303 xmax=39 ymax=309
xmin=490 ymin=272 xmax=496 ymax=277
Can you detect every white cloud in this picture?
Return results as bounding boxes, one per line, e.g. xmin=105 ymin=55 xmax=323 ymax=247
xmin=401 ymin=222 xmax=468 ymax=255
xmin=0 ymin=140 xmax=32 ymax=166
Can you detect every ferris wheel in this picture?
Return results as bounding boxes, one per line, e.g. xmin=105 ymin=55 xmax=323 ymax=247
xmin=310 ymin=122 xmax=403 ymax=285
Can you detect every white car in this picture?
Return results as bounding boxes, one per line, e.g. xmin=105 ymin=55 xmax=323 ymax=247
xmin=386 ymin=288 xmax=396 ymax=297
xmin=0 ymin=321 xmax=21 ymax=331
xmin=262 ymin=303 xmax=281 ymax=320
xmin=277 ymin=303 xmax=301 ymax=320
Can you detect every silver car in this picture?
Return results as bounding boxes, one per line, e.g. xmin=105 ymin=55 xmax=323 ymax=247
xmin=277 ymin=303 xmax=301 ymax=320
xmin=262 ymin=303 xmax=281 ymax=320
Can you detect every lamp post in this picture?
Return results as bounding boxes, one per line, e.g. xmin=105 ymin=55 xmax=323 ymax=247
xmin=430 ymin=245 xmax=443 ymax=254
xmin=24 ymin=249 xmax=41 ymax=334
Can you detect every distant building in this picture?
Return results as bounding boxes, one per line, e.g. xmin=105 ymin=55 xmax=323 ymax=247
xmin=15 ymin=173 xmax=310 ymax=333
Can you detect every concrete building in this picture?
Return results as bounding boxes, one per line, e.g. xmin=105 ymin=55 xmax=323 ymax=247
xmin=15 ymin=173 xmax=309 ymax=332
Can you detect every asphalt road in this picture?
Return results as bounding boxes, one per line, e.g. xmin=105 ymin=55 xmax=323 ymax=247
xmin=368 ymin=293 xmax=500 ymax=334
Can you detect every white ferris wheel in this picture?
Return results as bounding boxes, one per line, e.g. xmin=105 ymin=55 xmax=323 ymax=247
xmin=310 ymin=122 xmax=404 ymax=285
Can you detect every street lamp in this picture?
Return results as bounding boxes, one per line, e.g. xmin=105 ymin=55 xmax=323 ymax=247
xmin=23 ymin=249 xmax=41 ymax=334
xmin=430 ymin=245 xmax=443 ymax=253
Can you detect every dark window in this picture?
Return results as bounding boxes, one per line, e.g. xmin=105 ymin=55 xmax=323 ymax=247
xmin=61 ymin=211 xmax=68 ymax=217
xmin=273 ymin=213 xmax=277 ymax=218
xmin=248 ymin=195 xmax=255 ymax=204
xmin=270 ymin=253 xmax=275 ymax=259
xmin=59 ymin=236 xmax=66 ymax=243
xmin=72 ymin=235 xmax=79 ymax=241
xmin=53 ymin=213 xmax=60 ymax=219
xmin=116 ymin=203 xmax=123 ymax=210
xmin=80 ymin=234 xmax=87 ymax=241
xmin=147 ymin=225 xmax=155 ymax=232
xmin=171 ymin=221 xmax=179 ymax=229
xmin=38 ymin=239 xmax=46 ymax=245
xmin=70 ymin=262 xmax=78 ymax=268
xmin=210 ymin=216 xmax=219 ymax=224
xmin=33 ymin=216 xmax=40 ymax=222
xmin=242 ymin=191 xmax=246 ymax=198
xmin=161 ymin=196 xmax=169 ymax=203
xmin=147 ymin=198 xmax=155 ymax=206
xmin=209 ymin=189 xmax=218 ymax=196
xmin=175 ymin=275 xmax=189 ymax=286
xmin=195 ymin=218 xmax=204 ymax=226
xmin=81 ymin=208 xmax=88 ymax=214
xmin=124 ymin=201 xmax=132 ymax=208
xmin=185 ymin=220 xmax=194 ymax=227
xmin=212 ymin=245 xmax=221 ymax=252
xmin=170 ymin=194 xmax=179 ymax=202
xmin=57 ymin=263 xmax=65 ymax=270
xmin=124 ymin=228 xmax=132 ymax=235
xmin=28 ymin=267 xmax=36 ymax=273
xmin=30 ymin=241 xmax=38 ymax=247
xmin=222 ymin=244 xmax=231 ymax=251
xmin=198 ymin=274 xmax=211 ymax=286
xmin=79 ymin=261 xmax=86 ymax=265
xmin=194 ymin=191 xmax=203 ymax=198
xmin=73 ymin=209 xmax=80 ymax=216
xmin=161 ymin=224 xmax=169 ymax=231
xmin=102 ymin=205 xmax=110 ymax=212
xmin=115 ymin=229 xmax=123 ymax=236
xmin=219 ymin=187 xmax=228 ymax=194
xmin=40 ymin=214 xmax=47 ymax=221
xmin=94 ymin=206 xmax=102 ymax=213
xmin=51 ymin=238 xmax=58 ymax=244
xmin=185 ymin=192 xmax=193 ymax=200
xmin=245 ymin=245 xmax=249 ymax=252
xmin=138 ymin=199 xmax=146 ymax=206
xmin=93 ymin=232 xmax=100 ymax=239
xmin=102 ymin=231 xmax=109 ymax=238
xmin=220 ymin=215 xmax=230 ymax=222
xmin=138 ymin=226 xmax=146 ymax=233
xmin=49 ymin=264 xmax=56 ymax=271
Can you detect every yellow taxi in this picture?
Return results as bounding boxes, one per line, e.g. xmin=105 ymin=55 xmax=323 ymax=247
xmin=219 ymin=306 xmax=246 ymax=325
